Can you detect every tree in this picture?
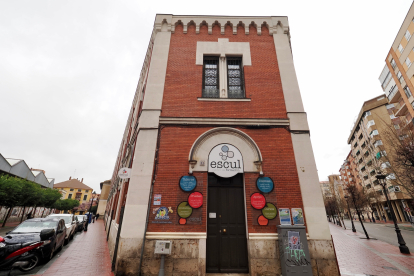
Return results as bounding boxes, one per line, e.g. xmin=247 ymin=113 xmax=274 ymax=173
xmin=0 ymin=175 xmax=24 ymax=227
xmin=39 ymin=188 xmax=62 ymax=217
xmin=346 ymin=183 xmax=370 ymax=239
xmin=53 ymin=199 xmax=80 ymax=213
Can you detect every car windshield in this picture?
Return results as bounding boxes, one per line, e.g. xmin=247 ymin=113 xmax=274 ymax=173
xmin=11 ymin=221 xmax=57 ymax=233
xmin=50 ymin=216 xmax=71 ymax=224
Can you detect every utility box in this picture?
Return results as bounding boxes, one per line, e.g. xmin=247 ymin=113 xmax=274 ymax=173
xmin=154 ymin=240 xmax=172 ymax=255
xmin=277 ymin=225 xmax=313 ymax=276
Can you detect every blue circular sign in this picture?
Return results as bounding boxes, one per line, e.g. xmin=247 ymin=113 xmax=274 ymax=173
xmin=256 ymin=177 xmax=274 ymax=193
xmin=179 ymin=176 xmax=197 ymax=192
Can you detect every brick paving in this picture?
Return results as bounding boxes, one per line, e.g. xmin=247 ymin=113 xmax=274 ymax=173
xmin=35 ymin=219 xmax=114 ymax=276
xmin=330 ymin=223 xmax=414 ymax=276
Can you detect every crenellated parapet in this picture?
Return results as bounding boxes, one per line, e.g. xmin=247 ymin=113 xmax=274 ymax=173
xmin=154 ymin=14 xmax=289 ymax=36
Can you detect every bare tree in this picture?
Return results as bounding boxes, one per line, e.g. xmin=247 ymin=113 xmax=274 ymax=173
xmin=346 ymin=183 xmax=370 ymax=239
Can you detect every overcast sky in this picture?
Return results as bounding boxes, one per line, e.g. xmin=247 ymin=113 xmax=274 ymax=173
xmin=0 ymin=0 xmax=412 ymax=192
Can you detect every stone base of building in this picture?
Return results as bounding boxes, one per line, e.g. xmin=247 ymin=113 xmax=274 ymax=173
xmin=110 ymin=236 xmax=339 ymax=276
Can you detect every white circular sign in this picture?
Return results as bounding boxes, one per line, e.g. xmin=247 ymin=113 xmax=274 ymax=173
xmin=208 ymin=144 xmax=243 ymax=178
xmin=118 ymin=168 xmax=131 ymax=179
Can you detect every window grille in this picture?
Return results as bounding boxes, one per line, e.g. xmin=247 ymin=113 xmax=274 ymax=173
xmin=227 ymin=57 xmax=245 ymax=98
xmin=202 ymin=57 xmax=219 ymax=98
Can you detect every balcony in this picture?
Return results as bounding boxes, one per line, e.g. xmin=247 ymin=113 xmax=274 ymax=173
xmin=395 ymin=102 xmax=408 ymax=117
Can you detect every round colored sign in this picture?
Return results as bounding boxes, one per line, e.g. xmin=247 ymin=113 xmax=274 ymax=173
xmin=256 ymin=177 xmax=274 ymax=193
xmin=257 ymin=215 xmax=269 ymax=226
xmin=177 ymin=202 xmax=193 ymax=218
xmin=179 ymin=175 xmax=197 ymax=192
xmin=262 ymin=203 xmax=277 ymax=220
xmin=250 ymin=193 xmax=266 ymax=210
xmin=179 ymin=218 xmax=187 ymax=225
xmin=188 ymin=192 xmax=203 ymax=208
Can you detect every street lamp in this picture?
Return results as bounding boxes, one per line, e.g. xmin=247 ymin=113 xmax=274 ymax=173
xmin=344 ymin=195 xmax=356 ymax=232
xmin=376 ymin=174 xmax=410 ymax=254
xmin=88 ymin=191 xmax=97 ymax=222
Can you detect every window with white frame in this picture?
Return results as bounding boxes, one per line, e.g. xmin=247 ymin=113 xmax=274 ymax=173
xmin=397 ymin=71 xmax=403 ymax=83
xmin=374 ymin=140 xmax=383 ymax=147
xmin=406 ymin=30 xmax=412 ymax=41
xmin=381 ymin=162 xmax=391 ymax=169
xmin=404 ymin=85 xmax=412 ymax=98
xmin=386 ymin=104 xmax=394 ymax=109
xmin=364 ymin=111 xmax=371 ymax=118
xmin=387 ymin=173 xmax=396 ymax=180
xmin=366 ymin=120 xmax=375 ymax=128
xmin=406 ymin=57 xmax=412 ymax=68
xmin=382 ymin=150 xmax=387 ymax=156
xmin=370 ymin=129 xmax=379 ymax=138
xmin=202 ymin=56 xmax=219 ymax=98
xmin=391 ymin=59 xmax=396 ymax=69
xmin=394 ymin=124 xmax=400 ymax=130
xmin=399 ymin=44 xmax=404 ymax=53
xmin=390 ymin=114 xmax=396 ymax=119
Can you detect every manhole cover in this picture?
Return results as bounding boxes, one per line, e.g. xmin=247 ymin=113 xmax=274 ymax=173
xmin=382 ymin=266 xmax=398 ymax=270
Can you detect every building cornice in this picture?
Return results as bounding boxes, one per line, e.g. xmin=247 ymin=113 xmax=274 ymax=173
xmin=159 ymin=117 xmax=289 ymax=126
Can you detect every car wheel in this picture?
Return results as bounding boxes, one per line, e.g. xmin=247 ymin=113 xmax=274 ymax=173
xmin=69 ymin=233 xmax=73 ymax=240
xmin=18 ymin=252 xmax=40 ymax=271
xmin=43 ymin=246 xmax=55 ymax=263
xmin=64 ymin=237 xmax=69 ymax=245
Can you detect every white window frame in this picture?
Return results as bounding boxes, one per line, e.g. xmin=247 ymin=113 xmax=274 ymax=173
xmin=391 ymin=59 xmax=396 ymax=69
xmin=366 ymin=120 xmax=375 ymax=128
xmin=399 ymin=44 xmax=404 ymax=53
xmin=406 ymin=57 xmax=412 ymax=68
xmin=406 ymin=30 xmax=412 ymax=41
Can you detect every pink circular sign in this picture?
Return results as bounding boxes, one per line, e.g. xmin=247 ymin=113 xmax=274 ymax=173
xmin=251 ymin=193 xmax=266 ymax=209
xmin=188 ymin=192 xmax=203 ymax=209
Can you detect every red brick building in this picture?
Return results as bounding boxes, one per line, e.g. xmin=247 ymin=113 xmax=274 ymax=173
xmin=105 ymin=15 xmax=338 ymax=276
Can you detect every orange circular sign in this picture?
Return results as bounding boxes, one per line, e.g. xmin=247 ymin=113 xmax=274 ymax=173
xmin=258 ymin=215 xmax=268 ymax=226
xmin=179 ymin=218 xmax=187 ymax=225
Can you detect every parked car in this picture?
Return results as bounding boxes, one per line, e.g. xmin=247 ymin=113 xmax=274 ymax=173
xmin=0 ymin=218 xmax=66 ymax=264
xmin=75 ymin=215 xmax=87 ymax=232
xmin=46 ymin=214 xmax=76 ymax=245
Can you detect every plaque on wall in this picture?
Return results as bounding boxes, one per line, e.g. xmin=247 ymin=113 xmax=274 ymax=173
xmin=177 ymin=202 xmax=193 ymax=218
xmin=179 ymin=175 xmax=197 ymax=192
xmin=188 ymin=192 xmax=203 ymax=208
xmin=250 ymin=193 xmax=266 ymax=210
xmin=257 ymin=215 xmax=269 ymax=226
xmin=262 ymin=203 xmax=277 ymax=220
xmin=256 ymin=177 xmax=274 ymax=193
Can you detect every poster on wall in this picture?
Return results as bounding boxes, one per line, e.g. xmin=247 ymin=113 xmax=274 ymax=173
xmin=291 ymin=208 xmax=304 ymax=225
xmin=153 ymin=194 xmax=161 ymax=206
xmin=179 ymin=176 xmax=197 ymax=192
xmin=256 ymin=177 xmax=274 ymax=193
xmin=279 ymin=208 xmax=291 ymax=225
xmin=208 ymin=144 xmax=244 ymax=178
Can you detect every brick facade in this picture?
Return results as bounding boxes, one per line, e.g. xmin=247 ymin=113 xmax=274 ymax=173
xmin=147 ymin=126 xmax=304 ymax=233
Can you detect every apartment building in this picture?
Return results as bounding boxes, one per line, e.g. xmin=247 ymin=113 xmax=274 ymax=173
xmin=320 ymin=181 xmax=333 ymax=199
xmin=347 ymin=95 xmax=412 ymax=222
xmin=339 ymin=151 xmax=361 ymax=187
xmin=104 ymin=14 xmax=338 ymax=276
xmin=379 ymin=2 xmax=414 ymax=129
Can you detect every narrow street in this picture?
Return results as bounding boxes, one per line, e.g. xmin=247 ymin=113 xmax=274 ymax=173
xmin=330 ymin=222 xmax=414 ymax=276
xmin=0 ymin=220 xmax=113 ymax=276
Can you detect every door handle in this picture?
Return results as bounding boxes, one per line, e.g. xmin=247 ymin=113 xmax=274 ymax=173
xmin=223 ymin=229 xmax=226 ymax=233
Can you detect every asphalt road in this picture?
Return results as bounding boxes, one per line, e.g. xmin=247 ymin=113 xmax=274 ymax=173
xmin=0 ymin=230 xmax=83 ymax=276
xmin=341 ymin=219 xmax=414 ymax=253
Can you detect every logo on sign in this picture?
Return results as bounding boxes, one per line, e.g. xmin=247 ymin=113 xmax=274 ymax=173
xmin=208 ymin=144 xmax=243 ymax=178
xmin=118 ymin=167 xmax=131 ymax=179
xmin=155 ymin=207 xmax=170 ymax=220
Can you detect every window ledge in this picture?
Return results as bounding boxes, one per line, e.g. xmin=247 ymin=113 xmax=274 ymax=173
xmin=197 ymin=98 xmax=251 ymax=102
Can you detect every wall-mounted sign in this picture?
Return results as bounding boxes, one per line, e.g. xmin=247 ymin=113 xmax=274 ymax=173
xmin=262 ymin=203 xmax=277 ymax=220
xmin=256 ymin=177 xmax=274 ymax=193
xmin=188 ymin=192 xmax=203 ymax=208
xmin=257 ymin=215 xmax=268 ymax=226
xmin=118 ymin=167 xmax=131 ymax=179
xmin=179 ymin=176 xmax=197 ymax=192
xmin=279 ymin=208 xmax=291 ymax=225
xmin=179 ymin=218 xmax=186 ymax=225
xmin=155 ymin=207 xmax=170 ymax=220
xmin=251 ymin=193 xmax=266 ymax=209
xmin=292 ymin=208 xmax=304 ymax=225
xmin=208 ymin=144 xmax=243 ymax=178
xmin=177 ymin=202 xmax=193 ymax=218
xmin=153 ymin=194 xmax=161 ymax=206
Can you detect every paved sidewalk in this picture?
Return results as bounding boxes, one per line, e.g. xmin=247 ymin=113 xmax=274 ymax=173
xmin=35 ymin=219 xmax=114 ymax=276
xmin=330 ymin=223 xmax=414 ymax=276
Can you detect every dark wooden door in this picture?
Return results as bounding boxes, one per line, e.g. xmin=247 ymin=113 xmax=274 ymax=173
xmin=206 ymin=173 xmax=249 ymax=273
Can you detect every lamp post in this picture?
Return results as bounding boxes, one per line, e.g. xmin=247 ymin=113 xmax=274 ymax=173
xmin=344 ymin=195 xmax=356 ymax=232
xmin=88 ymin=191 xmax=97 ymax=223
xmin=376 ymin=174 xmax=410 ymax=254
